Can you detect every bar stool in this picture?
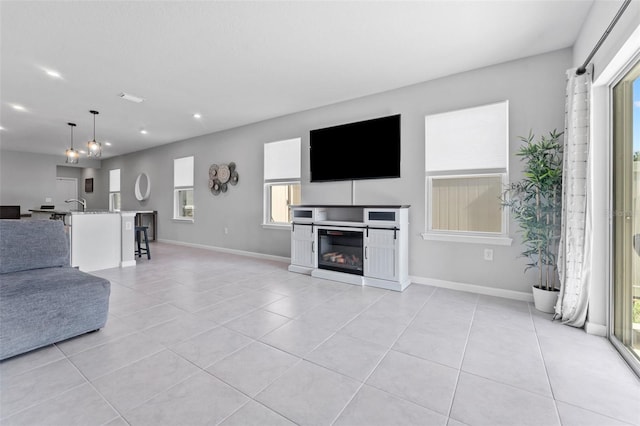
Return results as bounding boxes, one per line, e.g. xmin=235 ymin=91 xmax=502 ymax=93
xmin=135 ymin=226 xmax=151 ymax=259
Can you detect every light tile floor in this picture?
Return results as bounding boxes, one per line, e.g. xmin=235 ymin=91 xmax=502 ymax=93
xmin=1 ymin=242 xmax=639 ymax=426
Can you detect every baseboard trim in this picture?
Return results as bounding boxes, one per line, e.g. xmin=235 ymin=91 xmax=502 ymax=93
xmin=120 ymin=260 xmax=136 ymax=268
xmin=157 ymin=239 xmax=290 ymax=263
xmin=585 ymin=321 xmax=607 ymax=337
xmin=288 ymin=264 xmax=313 ymax=274
xmin=410 ymin=275 xmax=534 ymax=303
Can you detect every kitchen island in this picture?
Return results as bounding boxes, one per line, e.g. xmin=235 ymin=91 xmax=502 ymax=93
xmin=68 ymin=211 xmax=136 ymax=272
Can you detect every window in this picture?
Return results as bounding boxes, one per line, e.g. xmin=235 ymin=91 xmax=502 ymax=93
xmin=264 ymin=138 xmax=301 ymax=226
xmin=109 ymin=169 xmax=121 ymax=211
xmin=424 ymin=101 xmax=511 ymax=244
xmin=430 ymin=174 xmax=504 ymax=233
xmin=612 ymin=60 xmax=640 ymax=368
xmin=173 ymin=156 xmax=194 ymax=220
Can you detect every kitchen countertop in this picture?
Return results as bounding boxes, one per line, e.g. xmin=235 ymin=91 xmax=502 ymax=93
xmin=30 ymin=209 xmax=123 ymax=215
xmin=29 ymin=209 xmax=70 ymax=214
xmin=70 ymin=210 xmax=120 ymax=215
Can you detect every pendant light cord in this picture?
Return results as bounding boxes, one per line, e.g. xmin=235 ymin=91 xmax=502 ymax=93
xmin=90 ymin=110 xmax=99 ymax=142
xmin=68 ymin=122 xmax=76 ymax=148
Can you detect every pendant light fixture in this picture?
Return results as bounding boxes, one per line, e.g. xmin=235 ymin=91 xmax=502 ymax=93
xmin=87 ymin=110 xmax=102 ymax=158
xmin=65 ymin=122 xmax=79 ymax=164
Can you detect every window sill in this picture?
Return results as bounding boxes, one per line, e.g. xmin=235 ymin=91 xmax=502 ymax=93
xmin=172 ymin=218 xmax=194 ymax=223
xmin=421 ymin=232 xmax=513 ymax=246
xmin=262 ymin=223 xmax=292 ymax=230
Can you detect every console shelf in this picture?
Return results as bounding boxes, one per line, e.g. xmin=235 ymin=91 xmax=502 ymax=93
xmin=289 ymin=205 xmax=410 ymax=291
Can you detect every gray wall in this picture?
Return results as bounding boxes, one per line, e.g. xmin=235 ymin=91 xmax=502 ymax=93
xmin=56 ymin=166 xmax=104 ymax=209
xmin=80 ymin=167 xmax=107 ymax=210
xmin=0 ymin=150 xmax=101 ymax=212
xmin=92 ymin=48 xmax=571 ymax=295
xmin=56 ymin=166 xmax=83 ymax=203
xmin=0 ymin=151 xmax=57 ymax=212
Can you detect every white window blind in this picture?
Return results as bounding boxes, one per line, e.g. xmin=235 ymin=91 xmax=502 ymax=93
xmin=174 ymin=156 xmax=194 ymax=187
xmin=264 ymin=138 xmax=301 ymax=180
xmin=425 ymin=101 xmax=508 ymax=173
xmin=109 ymin=169 xmax=120 ymax=192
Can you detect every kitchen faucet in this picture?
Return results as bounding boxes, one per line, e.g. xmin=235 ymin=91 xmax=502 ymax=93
xmin=65 ymin=198 xmax=86 ymax=212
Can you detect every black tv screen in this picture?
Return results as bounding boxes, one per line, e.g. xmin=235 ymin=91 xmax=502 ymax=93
xmin=310 ymin=114 xmax=401 ymax=182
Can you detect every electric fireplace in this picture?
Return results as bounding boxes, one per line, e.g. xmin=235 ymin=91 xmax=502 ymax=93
xmin=317 ymin=228 xmax=363 ymax=275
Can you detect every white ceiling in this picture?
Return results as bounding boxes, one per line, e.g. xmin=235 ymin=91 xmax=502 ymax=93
xmin=0 ymin=0 xmax=594 ymax=159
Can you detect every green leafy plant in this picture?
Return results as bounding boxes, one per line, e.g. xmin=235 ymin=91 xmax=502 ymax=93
xmin=502 ymin=130 xmax=564 ymax=291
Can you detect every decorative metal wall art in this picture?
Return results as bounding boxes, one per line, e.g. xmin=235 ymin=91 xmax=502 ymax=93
xmin=209 ymin=162 xmax=239 ymax=195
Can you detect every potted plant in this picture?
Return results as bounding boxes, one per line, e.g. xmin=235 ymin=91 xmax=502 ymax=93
xmin=502 ymin=129 xmax=563 ymax=313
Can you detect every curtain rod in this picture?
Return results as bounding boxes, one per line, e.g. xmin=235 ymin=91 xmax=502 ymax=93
xmin=576 ymin=0 xmax=632 ymax=75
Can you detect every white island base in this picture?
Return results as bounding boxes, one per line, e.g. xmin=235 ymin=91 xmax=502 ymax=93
xmin=69 ymin=211 xmax=136 ymax=272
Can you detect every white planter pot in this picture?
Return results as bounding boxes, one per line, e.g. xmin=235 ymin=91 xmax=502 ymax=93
xmin=532 ymin=285 xmax=558 ymax=314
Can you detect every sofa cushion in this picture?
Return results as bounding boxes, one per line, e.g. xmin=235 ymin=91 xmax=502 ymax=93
xmin=0 ymin=266 xmax=110 ymax=360
xmin=0 ymin=220 xmax=70 ymax=274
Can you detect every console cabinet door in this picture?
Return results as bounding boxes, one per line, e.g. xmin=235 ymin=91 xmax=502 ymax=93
xmin=364 ymin=229 xmax=397 ymax=281
xmin=291 ymin=224 xmax=315 ymax=268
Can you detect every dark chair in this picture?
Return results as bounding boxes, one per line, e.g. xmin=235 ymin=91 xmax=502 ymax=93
xmin=135 ymin=226 xmax=151 ymax=259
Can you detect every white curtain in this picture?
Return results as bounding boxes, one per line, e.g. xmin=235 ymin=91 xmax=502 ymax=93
xmin=555 ymin=67 xmax=592 ymax=327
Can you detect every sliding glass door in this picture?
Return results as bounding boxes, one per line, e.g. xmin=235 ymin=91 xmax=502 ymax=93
xmin=612 ymin=59 xmax=640 ymax=368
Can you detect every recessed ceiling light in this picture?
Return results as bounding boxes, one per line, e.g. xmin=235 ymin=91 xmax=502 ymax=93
xmin=79 ymin=150 xmax=86 ymax=154
xmin=12 ymin=104 xmax=26 ymax=111
xmin=119 ymin=92 xmax=144 ymax=103
xmin=140 ymin=129 xmax=148 ymax=135
xmin=45 ymin=69 xmax=62 ymax=78
xmin=105 ymin=142 xmax=112 ymax=146
xmin=193 ymin=113 xmax=202 ymax=119
xmin=0 ymin=126 xmax=4 ymax=131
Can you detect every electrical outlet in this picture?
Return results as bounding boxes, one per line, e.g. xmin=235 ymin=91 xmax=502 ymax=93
xmin=125 ymin=222 xmax=132 ymax=230
xmin=224 ymin=227 xmax=228 ymax=235
xmin=484 ymin=249 xmax=494 ymax=261
xmin=45 ymin=197 xmax=52 ymax=203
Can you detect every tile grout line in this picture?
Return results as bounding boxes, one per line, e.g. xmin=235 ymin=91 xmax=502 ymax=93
xmin=63 ymin=353 xmax=132 ymax=426
xmin=209 ymin=357 xmax=305 ymax=426
xmin=254 ymin=285 xmax=388 ymax=363
xmin=444 ymin=291 xmax=479 ymax=421
xmin=0 ymin=380 xmax=88 ymax=422
xmin=529 ymin=302 xmax=563 ymax=425
xmin=65 ymin=331 xmax=166 ymax=381
xmin=0 ymin=346 xmax=67 ymax=382
xmin=552 ymin=399 xmax=638 ymax=426
xmin=64 ymin=340 xmax=191 ymax=422
xmin=328 ymin=286 xmax=436 ymax=425
xmin=112 ymin=343 xmax=240 ymax=423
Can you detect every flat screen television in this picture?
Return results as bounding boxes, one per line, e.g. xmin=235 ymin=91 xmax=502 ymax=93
xmin=310 ymin=114 xmax=401 ymax=182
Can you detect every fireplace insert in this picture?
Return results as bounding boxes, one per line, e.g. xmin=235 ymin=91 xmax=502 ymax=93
xmin=317 ymin=228 xmax=363 ymax=275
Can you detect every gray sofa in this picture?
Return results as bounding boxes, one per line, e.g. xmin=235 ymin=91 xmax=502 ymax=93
xmin=0 ymin=219 xmax=111 ymax=360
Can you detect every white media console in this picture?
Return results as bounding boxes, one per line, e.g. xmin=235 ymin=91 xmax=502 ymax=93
xmin=288 ymin=205 xmax=410 ymax=291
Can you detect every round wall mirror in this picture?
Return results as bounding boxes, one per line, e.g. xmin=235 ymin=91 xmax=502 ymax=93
xmin=135 ymin=173 xmax=151 ymax=201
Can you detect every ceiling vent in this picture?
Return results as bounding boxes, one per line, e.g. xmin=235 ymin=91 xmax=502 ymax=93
xmin=118 ymin=92 xmax=144 ymax=103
